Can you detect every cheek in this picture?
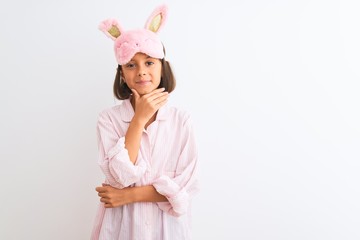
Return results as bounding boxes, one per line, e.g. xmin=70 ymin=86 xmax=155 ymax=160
xmin=155 ymin=68 xmax=162 ymax=79
xmin=122 ymin=71 xmax=133 ymax=80
xmin=154 ymin=74 xmax=162 ymax=82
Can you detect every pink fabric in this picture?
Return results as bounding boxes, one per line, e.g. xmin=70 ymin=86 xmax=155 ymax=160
xmin=98 ymin=19 xmax=124 ymax=41
xmin=114 ymin=29 xmax=164 ymax=65
xmin=144 ymin=4 xmax=168 ymax=33
xmin=98 ymin=4 xmax=168 ymax=65
xmin=91 ymin=99 xmax=199 ymax=240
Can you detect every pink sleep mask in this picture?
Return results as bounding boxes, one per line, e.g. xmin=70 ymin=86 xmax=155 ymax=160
xmin=99 ymin=4 xmax=168 ymax=65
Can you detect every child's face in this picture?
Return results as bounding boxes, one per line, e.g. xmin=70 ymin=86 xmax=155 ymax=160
xmin=121 ymin=52 xmax=162 ymax=96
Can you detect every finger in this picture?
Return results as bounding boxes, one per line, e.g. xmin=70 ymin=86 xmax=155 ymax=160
xmin=147 ymin=98 xmax=168 ymax=113
xmin=100 ymin=197 xmax=109 ymax=203
xmin=98 ymin=192 xmax=106 ymax=197
xmin=131 ymin=89 xmax=140 ymax=100
xmin=143 ymin=87 xmax=165 ymax=98
xmin=98 ymin=192 xmax=111 ymax=198
xmin=95 ymin=187 xmax=107 ymax=193
xmin=152 ymin=94 xmax=169 ymax=106
xmin=104 ymin=203 xmax=112 ymax=208
xmin=147 ymin=91 xmax=168 ymax=102
xmin=156 ymin=98 xmax=168 ymax=108
xmin=154 ymin=92 xmax=169 ymax=101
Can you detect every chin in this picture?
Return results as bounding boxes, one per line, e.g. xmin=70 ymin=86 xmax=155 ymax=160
xmin=137 ymin=87 xmax=156 ymax=95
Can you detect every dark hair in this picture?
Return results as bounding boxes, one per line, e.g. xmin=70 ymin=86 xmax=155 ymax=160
xmin=113 ymin=58 xmax=176 ymax=100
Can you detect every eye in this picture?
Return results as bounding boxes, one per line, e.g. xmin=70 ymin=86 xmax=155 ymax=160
xmin=145 ymin=61 xmax=154 ymax=66
xmin=125 ymin=63 xmax=135 ymax=69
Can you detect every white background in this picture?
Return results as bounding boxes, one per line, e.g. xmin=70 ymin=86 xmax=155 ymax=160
xmin=1 ymin=0 xmax=359 ymax=239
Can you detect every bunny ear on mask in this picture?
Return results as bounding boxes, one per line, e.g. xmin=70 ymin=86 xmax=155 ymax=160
xmin=98 ymin=19 xmax=124 ymax=41
xmin=99 ymin=4 xmax=168 ymax=65
xmin=145 ymin=4 xmax=168 ymax=33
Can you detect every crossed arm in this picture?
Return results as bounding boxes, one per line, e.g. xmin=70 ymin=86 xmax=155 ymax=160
xmin=96 ymin=184 xmax=167 ymax=208
xmin=96 ymin=88 xmax=169 ymax=208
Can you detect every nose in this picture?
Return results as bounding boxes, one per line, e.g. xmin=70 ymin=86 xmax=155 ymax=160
xmin=138 ymin=68 xmax=147 ymax=76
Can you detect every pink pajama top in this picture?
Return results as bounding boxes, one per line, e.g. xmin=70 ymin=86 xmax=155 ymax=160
xmin=91 ymin=99 xmax=199 ymax=240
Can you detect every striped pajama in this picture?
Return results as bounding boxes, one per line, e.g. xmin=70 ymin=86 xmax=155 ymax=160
xmin=91 ymin=99 xmax=199 ymax=240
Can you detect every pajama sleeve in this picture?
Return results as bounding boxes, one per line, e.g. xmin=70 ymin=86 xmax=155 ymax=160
xmin=96 ymin=111 xmax=147 ymax=189
xmin=153 ymin=115 xmax=199 ymax=217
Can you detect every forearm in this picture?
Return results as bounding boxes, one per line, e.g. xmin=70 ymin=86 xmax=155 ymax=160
xmin=125 ymin=118 xmax=145 ymax=164
xmin=96 ymin=184 xmax=168 ymax=208
xmin=133 ymin=185 xmax=168 ymax=203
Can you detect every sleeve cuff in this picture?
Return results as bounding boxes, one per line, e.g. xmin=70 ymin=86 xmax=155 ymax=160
xmin=153 ymin=175 xmax=189 ymax=216
xmin=99 ymin=137 xmax=147 ymax=188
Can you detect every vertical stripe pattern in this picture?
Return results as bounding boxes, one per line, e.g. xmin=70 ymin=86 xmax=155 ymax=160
xmin=91 ymin=99 xmax=199 ymax=240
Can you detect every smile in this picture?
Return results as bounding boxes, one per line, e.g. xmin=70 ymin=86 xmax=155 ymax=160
xmin=136 ymin=80 xmax=151 ymax=85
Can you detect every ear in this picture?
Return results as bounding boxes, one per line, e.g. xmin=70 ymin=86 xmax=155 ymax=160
xmin=98 ymin=19 xmax=123 ymax=40
xmin=144 ymin=4 xmax=168 ymax=33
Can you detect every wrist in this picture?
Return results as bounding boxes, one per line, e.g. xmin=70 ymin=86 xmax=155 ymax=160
xmin=131 ymin=116 xmax=147 ymax=128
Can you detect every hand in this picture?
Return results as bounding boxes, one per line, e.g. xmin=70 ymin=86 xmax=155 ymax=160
xmin=95 ymin=184 xmax=134 ymax=208
xmin=131 ymin=88 xmax=168 ymax=125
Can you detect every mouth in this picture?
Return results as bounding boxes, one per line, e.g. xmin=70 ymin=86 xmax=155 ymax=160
xmin=136 ymin=80 xmax=151 ymax=86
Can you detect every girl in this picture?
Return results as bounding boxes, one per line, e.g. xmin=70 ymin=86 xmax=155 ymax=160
xmin=91 ymin=4 xmax=199 ymax=240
